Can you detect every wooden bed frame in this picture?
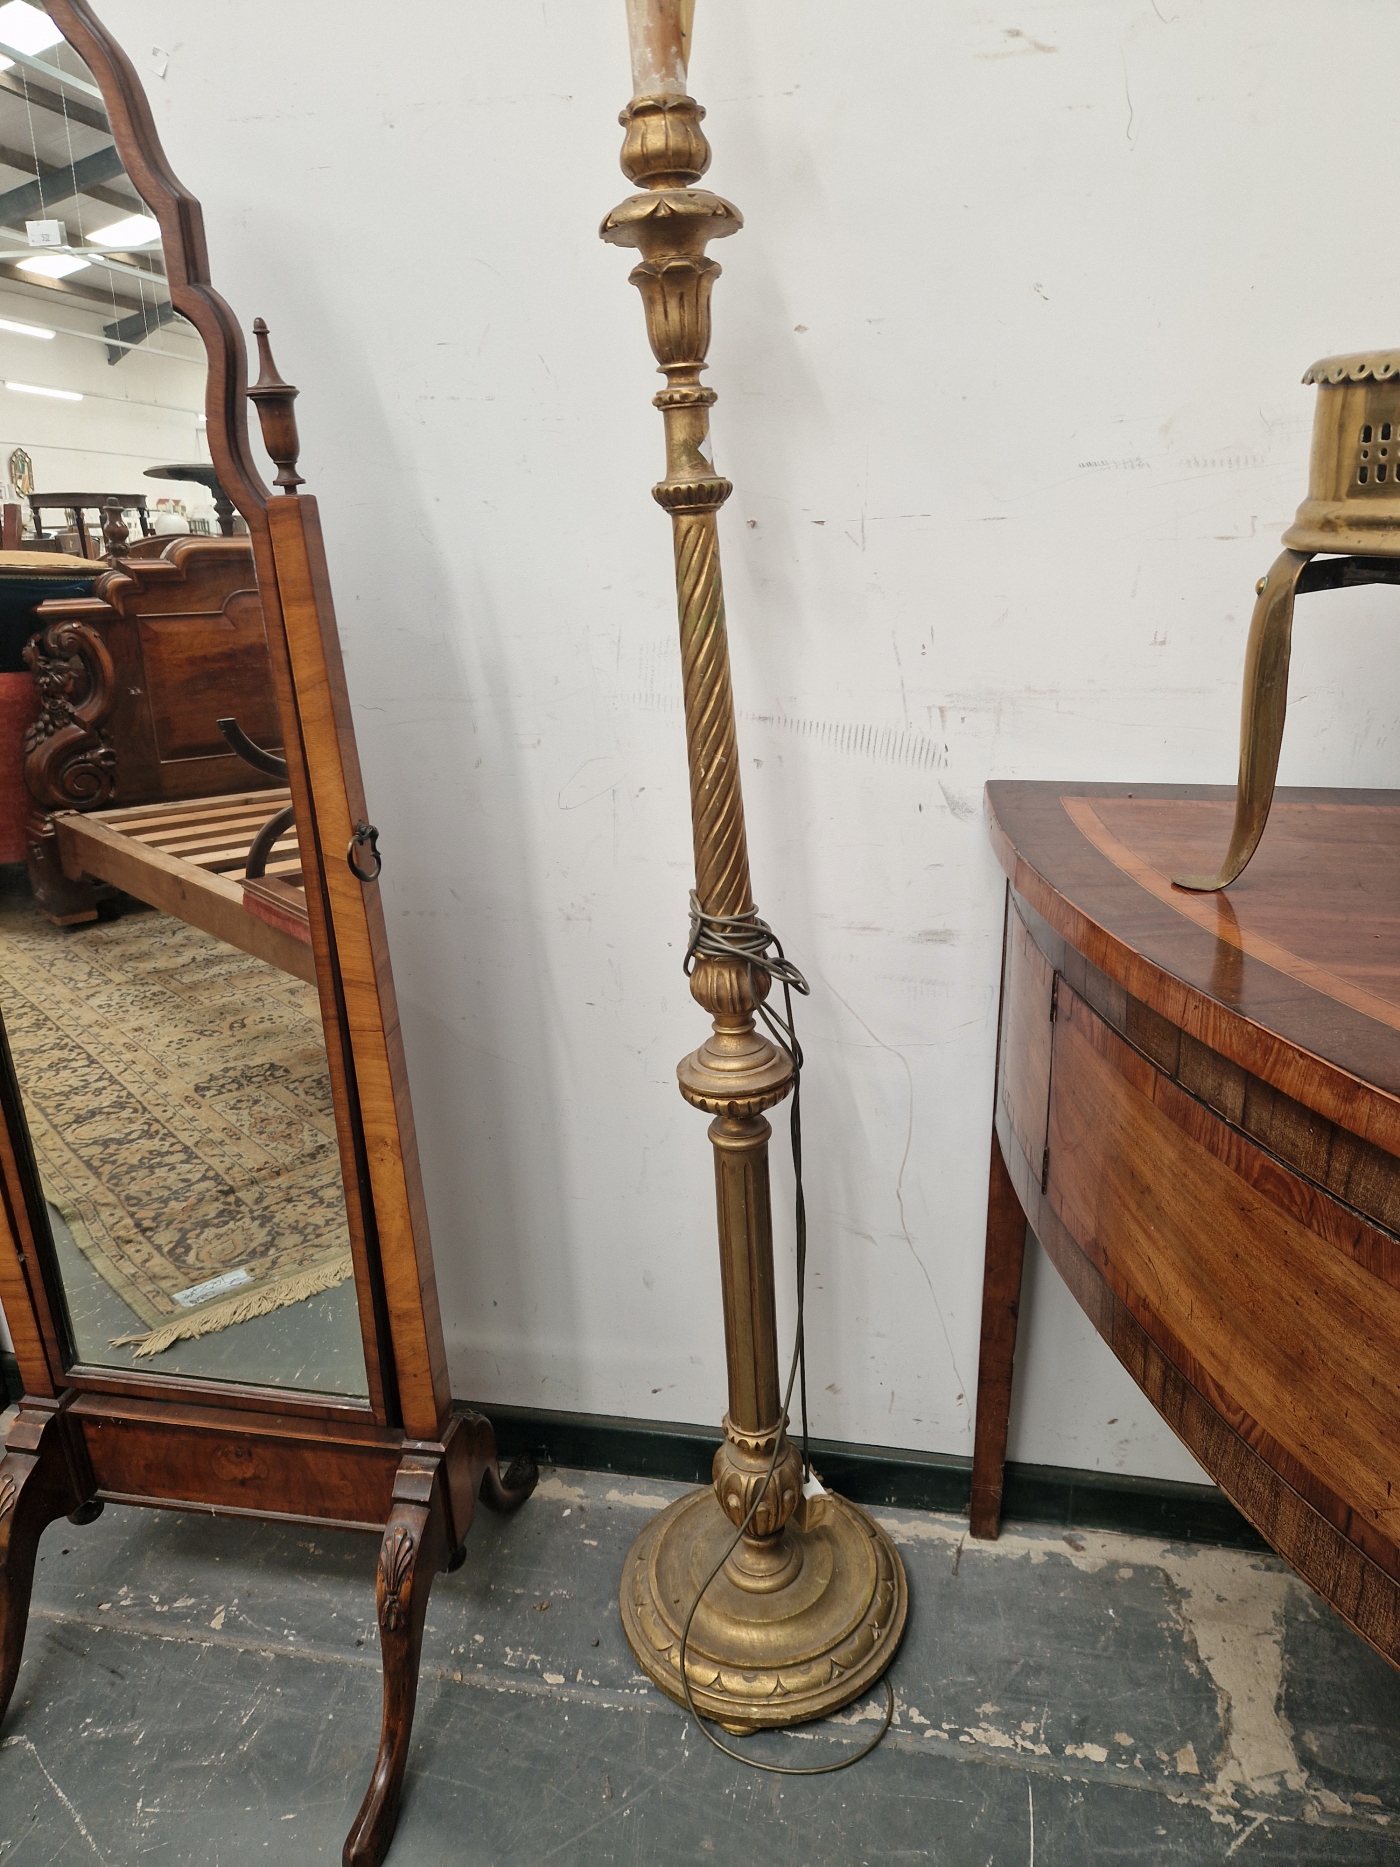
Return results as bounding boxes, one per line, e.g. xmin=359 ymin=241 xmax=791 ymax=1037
xmin=53 ymin=790 xmax=314 ymax=983
xmin=22 ymin=534 xmax=283 ymax=926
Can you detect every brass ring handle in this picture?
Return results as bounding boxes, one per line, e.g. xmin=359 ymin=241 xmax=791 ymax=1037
xmin=347 ymin=821 xmax=382 ymax=882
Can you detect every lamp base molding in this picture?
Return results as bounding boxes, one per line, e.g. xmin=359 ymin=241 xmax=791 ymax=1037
xmin=620 ymin=1484 xmax=907 ymax=1732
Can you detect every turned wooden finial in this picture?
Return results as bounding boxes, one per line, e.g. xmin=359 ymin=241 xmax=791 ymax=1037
xmin=101 ymin=495 xmax=130 ymax=560
xmin=247 ymin=317 xmax=304 ymax=492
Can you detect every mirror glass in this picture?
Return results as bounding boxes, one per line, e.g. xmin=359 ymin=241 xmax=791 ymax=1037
xmin=0 ymin=6 xmax=367 ymax=1399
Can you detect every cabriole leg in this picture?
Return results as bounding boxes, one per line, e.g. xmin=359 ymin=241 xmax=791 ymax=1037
xmin=0 ymin=1405 xmax=90 ymax=1723
xmin=479 ymin=1449 xmax=540 ymax=1516
xmin=343 ymin=1456 xmax=449 ymax=1867
xmin=340 ymin=1420 xmax=537 ymax=1867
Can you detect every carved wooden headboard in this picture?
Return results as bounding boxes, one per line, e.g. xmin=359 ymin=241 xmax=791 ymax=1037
xmin=22 ymin=535 xmax=283 ymax=924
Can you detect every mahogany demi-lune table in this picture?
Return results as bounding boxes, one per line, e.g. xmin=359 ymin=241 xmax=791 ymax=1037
xmin=972 ymin=782 xmax=1400 ymax=1673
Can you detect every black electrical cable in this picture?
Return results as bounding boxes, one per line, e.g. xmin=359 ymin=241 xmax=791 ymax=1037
xmin=676 ymin=893 xmax=896 ymax=1775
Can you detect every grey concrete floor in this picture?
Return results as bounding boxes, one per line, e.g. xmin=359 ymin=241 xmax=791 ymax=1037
xmin=4 ymin=1458 xmax=1400 ymax=1864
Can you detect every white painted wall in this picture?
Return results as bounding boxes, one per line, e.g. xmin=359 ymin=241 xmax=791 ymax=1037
xmin=81 ymin=0 xmax=1400 ymax=1482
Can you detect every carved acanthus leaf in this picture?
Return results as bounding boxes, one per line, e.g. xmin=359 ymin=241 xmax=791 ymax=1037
xmin=712 ymin=1432 xmax=803 ymax=1539
xmin=629 ymin=254 xmax=720 ymax=371
xmin=21 ymin=619 xmax=117 ymax=809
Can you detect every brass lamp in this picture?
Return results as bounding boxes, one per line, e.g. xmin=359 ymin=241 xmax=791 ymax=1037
xmin=1177 ymin=351 xmax=1400 ymax=891
xmin=601 ymin=2 xmax=907 ymax=1734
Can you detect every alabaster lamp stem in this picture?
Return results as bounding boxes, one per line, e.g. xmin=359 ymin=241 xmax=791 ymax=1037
xmin=625 ymin=0 xmax=694 ymax=100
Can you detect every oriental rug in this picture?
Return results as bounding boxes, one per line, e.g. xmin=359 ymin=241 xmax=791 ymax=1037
xmin=0 ymin=893 xmax=352 ymax=1356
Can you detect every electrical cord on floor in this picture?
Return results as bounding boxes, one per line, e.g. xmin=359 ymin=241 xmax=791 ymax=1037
xmin=677 ymin=895 xmax=896 ymax=1775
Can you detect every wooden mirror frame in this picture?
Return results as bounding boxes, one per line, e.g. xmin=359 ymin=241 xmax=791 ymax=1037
xmin=0 ymin=8 xmax=536 ymax=1862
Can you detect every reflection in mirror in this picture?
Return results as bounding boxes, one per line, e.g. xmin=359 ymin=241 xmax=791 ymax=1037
xmin=0 ymin=3 xmax=215 ymax=549
xmin=0 ymin=4 xmax=367 ymax=1398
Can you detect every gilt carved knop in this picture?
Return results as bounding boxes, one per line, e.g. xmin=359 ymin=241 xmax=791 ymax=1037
xmin=378 ymin=1526 xmax=416 ymax=1633
xmin=101 ymin=497 xmax=130 ymax=561
xmin=712 ymin=1423 xmax=803 ymax=1539
xmin=618 ymin=93 xmax=712 ymax=189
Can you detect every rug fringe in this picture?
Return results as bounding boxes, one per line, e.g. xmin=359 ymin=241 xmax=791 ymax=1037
xmin=110 ymin=1253 xmax=355 ymax=1358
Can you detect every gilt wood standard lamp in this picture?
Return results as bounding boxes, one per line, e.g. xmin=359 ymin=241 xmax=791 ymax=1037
xmin=602 ymin=0 xmax=907 ymax=1733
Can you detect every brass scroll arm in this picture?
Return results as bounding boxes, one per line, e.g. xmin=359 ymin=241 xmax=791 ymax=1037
xmin=1173 ymin=552 xmax=1400 ymax=892
xmin=1173 ymin=550 xmax=1312 ymax=893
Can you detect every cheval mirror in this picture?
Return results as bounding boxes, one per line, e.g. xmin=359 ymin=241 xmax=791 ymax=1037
xmin=0 ymin=5 xmax=536 ymax=1861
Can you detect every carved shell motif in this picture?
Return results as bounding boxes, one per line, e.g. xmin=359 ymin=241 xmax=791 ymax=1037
xmin=378 ymin=1526 xmax=416 ymax=1633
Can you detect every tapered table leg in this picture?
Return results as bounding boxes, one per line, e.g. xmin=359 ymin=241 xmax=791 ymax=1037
xmin=969 ymin=1129 xmax=1028 ymax=1540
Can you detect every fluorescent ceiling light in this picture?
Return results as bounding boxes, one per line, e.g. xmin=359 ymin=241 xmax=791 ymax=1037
xmin=88 ymin=213 xmax=160 ymax=249
xmin=0 ymin=1 xmax=63 ymax=55
xmin=6 ymin=380 xmax=81 ymax=401
xmin=0 ymin=316 xmax=52 ymax=339
xmin=16 ymin=252 xmax=89 ymax=279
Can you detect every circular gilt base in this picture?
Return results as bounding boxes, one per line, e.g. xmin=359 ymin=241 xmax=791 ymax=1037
xmin=619 ymin=1485 xmax=908 ymax=1732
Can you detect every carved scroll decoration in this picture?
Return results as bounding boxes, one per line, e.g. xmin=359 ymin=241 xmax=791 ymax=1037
xmin=21 ymin=619 xmax=117 ymax=809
